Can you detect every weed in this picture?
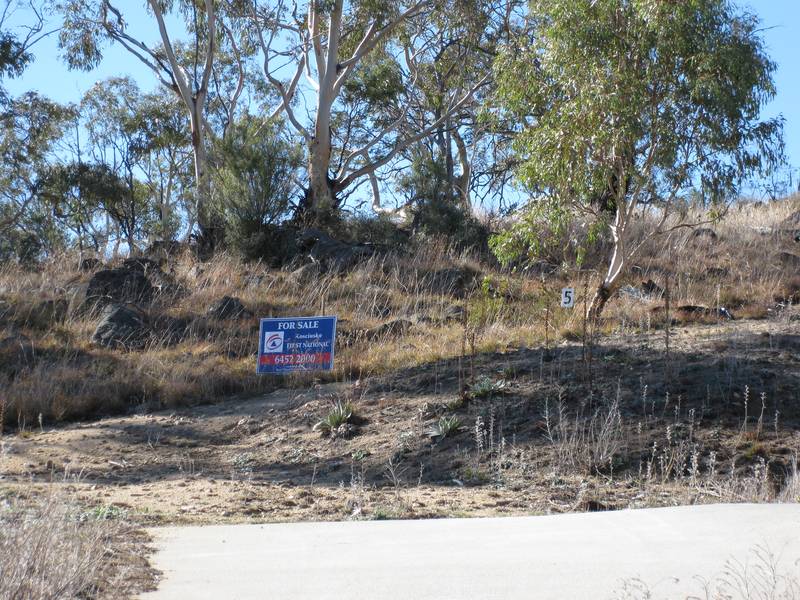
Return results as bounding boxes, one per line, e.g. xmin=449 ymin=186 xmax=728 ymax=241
xmin=314 ymin=400 xmax=355 ymax=436
xmin=427 ymin=415 xmax=462 ymax=441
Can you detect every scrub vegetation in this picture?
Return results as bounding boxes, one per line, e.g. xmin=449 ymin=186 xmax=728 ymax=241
xmin=1 ymin=0 xmax=799 ymax=596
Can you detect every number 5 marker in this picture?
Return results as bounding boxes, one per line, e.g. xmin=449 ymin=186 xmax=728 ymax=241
xmin=560 ymin=287 xmax=575 ymax=308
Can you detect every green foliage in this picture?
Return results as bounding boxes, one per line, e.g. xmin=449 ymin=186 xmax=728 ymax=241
xmin=0 ymin=93 xmax=73 ymax=261
xmin=313 ymin=400 xmax=355 ymax=435
xmin=468 ymin=376 xmax=508 ymax=400
xmin=210 ymin=116 xmax=301 ymax=260
xmin=401 ymin=151 xmax=489 ymax=252
xmin=492 ymin=0 xmax=784 ymax=266
xmin=427 ymin=415 xmax=462 ymax=440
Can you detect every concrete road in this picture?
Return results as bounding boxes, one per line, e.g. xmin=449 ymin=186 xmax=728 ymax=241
xmin=142 ymin=504 xmax=800 ymax=600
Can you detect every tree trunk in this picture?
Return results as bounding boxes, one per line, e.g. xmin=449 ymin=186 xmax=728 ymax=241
xmin=588 ymin=205 xmax=628 ymax=323
xmin=306 ymin=136 xmax=335 ymax=224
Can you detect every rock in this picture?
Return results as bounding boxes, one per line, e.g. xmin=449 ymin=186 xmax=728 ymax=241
xmin=426 ymin=267 xmax=480 ymax=297
xmin=91 ymin=304 xmax=149 ymax=349
xmin=619 ymin=279 xmax=663 ymax=301
xmin=363 ymin=318 xmax=414 ymax=340
xmin=85 ymin=268 xmax=154 ymax=310
xmin=691 ymin=228 xmax=717 ymax=240
xmin=207 ymin=296 xmax=250 ymax=320
xmin=297 ymin=228 xmax=376 ymax=272
xmin=776 ymin=252 xmax=800 ymax=268
xmin=80 ymin=257 xmax=102 ymax=271
xmin=704 ymin=266 xmax=730 ymax=279
xmin=441 ymin=304 xmax=466 ymax=322
xmin=782 ymin=210 xmax=800 ymax=227
xmin=290 ymin=262 xmax=322 ymax=283
xmin=0 ymin=333 xmax=35 ymax=372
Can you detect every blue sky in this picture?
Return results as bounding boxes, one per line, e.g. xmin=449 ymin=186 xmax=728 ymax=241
xmin=5 ymin=1 xmax=800 ymax=195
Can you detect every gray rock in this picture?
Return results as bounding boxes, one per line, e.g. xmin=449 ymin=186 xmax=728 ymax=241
xmin=363 ymin=319 xmax=414 ymax=340
xmin=776 ymin=252 xmax=800 ymax=268
xmin=207 ymin=296 xmax=251 ymax=320
xmin=691 ymin=228 xmax=717 ymax=240
xmin=85 ymin=268 xmax=154 ymax=310
xmin=92 ymin=304 xmax=149 ymax=349
xmin=426 ymin=267 xmax=480 ymax=298
xmin=297 ymin=228 xmax=376 ymax=272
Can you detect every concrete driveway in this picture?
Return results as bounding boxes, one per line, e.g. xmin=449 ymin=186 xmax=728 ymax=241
xmin=141 ymin=504 xmax=800 ymax=600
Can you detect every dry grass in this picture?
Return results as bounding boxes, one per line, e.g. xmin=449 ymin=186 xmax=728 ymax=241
xmin=0 ymin=196 xmax=798 ymax=427
xmin=614 ymin=544 xmax=800 ymax=600
xmin=0 ymin=491 xmax=156 ymax=599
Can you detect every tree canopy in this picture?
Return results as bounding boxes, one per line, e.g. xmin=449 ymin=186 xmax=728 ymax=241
xmin=491 ymin=0 xmax=784 ymax=317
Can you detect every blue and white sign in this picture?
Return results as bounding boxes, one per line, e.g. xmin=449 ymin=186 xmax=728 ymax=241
xmin=257 ymin=316 xmax=337 ymax=374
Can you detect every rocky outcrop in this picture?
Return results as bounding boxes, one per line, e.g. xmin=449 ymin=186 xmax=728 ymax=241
xmin=91 ymin=304 xmax=149 ymax=349
xmin=207 ymin=296 xmax=251 ymax=321
xmin=297 ymin=228 xmax=377 ymax=272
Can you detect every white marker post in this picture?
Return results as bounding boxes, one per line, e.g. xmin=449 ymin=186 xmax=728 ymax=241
xmin=560 ymin=287 xmax=575 ymax=308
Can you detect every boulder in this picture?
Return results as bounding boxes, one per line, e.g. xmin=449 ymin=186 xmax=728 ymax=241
xmin=80 ymin=257 xmax=102 ymax=271
xmin=691 ymin=228 xmax=717 ymax=240
xmin=776 ymin=252 xmax=800 ymax=268
xmin=85 ymin=268 xmax=154 ymax=310
xmin=426 ymin=266 xmax=480 ymax=298
xmin=207 ymin=296 xmax=250 ymax=320
xmin=363 ymin=318 xmax=414 ymax=340
xmin=91 ymin=304 xmax=149 ymax=349
xmin=297 ymin=228 xmax=376 ymax=272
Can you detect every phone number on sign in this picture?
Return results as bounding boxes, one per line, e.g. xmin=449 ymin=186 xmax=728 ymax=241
xmin=259 ymin=352 xmax=331 ymax=366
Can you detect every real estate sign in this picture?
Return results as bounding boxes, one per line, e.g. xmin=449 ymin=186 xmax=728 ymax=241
xmin=257 ymin=316 xmax=337 ymax=374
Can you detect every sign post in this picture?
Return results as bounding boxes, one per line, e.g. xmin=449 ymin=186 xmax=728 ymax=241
xmin=257 ymin=316 xmax=337 ymax=374
xmin=560 ymin=287 xmax=575 ymax=308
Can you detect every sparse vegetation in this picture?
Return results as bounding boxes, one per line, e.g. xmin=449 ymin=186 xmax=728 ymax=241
xmin=0 ymin=492 xmax=155 ymax=599
xmin=314 ymin=400 xmax=356 ymax=437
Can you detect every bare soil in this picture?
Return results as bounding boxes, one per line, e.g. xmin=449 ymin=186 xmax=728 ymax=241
xmin=1 ymin=315 xmax=799 ymax=526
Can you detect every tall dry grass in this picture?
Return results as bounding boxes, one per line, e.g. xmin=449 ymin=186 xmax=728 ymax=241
xmin=0 ymin=197 xmax=798 ymax=426
xmin=0 ymin=492 xmax=155 ymax=599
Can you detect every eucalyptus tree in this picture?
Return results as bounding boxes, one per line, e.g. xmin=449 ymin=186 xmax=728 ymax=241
xmin=0 ymin=93 xmax=72 ymax=236
xmin=387 ymin=0 xmax=522 ymax=214
xmin=492 ymin=0 xmax=784 ymax=320
xmin=58 ymin=0 xmax=244 ymax=235
xmin=238 ymin=0 xmax=492 ymax=224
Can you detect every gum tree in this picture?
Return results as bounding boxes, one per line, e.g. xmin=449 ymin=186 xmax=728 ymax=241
xmin=492 ymin=0 xmax=783 ymax=320
xmin=240 ymin=0 xmax=492 ymax=224
xmin=58 ymin=0 xmax=231 ymax=237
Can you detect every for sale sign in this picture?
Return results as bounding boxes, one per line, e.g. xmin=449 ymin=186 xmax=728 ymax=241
xmin=257 ymin=316 xmax=337 ymax=374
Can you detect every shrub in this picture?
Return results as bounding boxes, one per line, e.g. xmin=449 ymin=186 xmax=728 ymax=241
xmin=314 ymin=400 xmax=355 ymax=436
xmin=210 ymin=117 xmax=301 ymax=262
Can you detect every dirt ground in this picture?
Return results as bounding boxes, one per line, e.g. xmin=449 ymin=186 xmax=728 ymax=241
xmin=1 ymin=313 xmax=799 ymax=526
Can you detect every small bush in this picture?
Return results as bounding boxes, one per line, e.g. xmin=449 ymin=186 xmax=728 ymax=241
xmin=0 ymin=494 xmax=154 ymax=599
xmin=427 ymin=415 xmax=462 ymax=441
xmin=314 ymin=400 xmax=355 ymax=436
